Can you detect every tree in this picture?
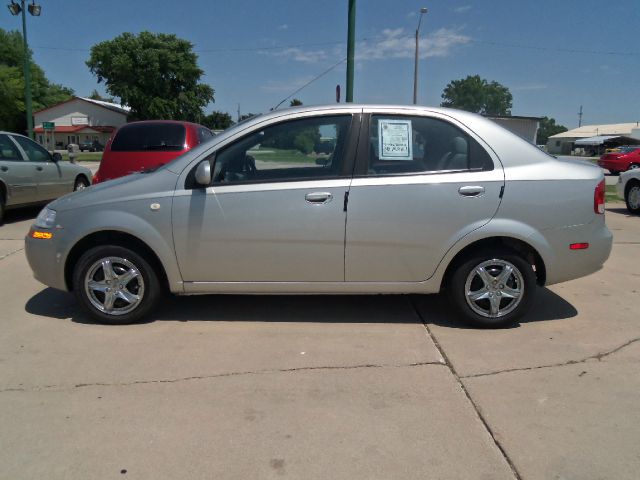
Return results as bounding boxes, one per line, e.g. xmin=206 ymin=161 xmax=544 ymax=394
xmin=536 ymin=116 xmax=567 ymax=145
xmin=201 ymin=111 xmax=234 ymax=130
xmin=86 ymin=31 xmax=214 ymax=121
xmin=441 ymin=75 xmax=512 ymax=115
xmin=87 ymin=89 xmax=115 ymax=103
xmin=239 ymin=113 xmax=257 ymax=122
xmin=289 ymin=98 xmax=303 ymax=107
xmin=0 ymin=28 xmax=73 ymax=133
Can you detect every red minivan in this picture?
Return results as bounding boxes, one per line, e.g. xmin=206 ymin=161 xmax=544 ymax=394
xmin=93 ymin=120 xmax=214 ymax=183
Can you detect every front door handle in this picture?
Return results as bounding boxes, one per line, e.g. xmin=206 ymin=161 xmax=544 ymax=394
xmin=305 ymin=192 xmax=333 ymax=204
xmin=458 ymin=186 xmax=485 ymax=197
xmin=0 ymin=166 xmax=8 ymax=172
xmin=36 ymin=166 xmax=43 ymax=171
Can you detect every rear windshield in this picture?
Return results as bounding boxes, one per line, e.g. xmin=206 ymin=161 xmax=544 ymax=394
xmin=111 ymin=123 xmax=186 ymax=152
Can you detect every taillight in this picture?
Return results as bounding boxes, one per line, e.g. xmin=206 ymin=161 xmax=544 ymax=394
xmin=92 ymin=173 xmax=101 ymax=184
xmin=594 ymin=179 xmax=605 ymax=214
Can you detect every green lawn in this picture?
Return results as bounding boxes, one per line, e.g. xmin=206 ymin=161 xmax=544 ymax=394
xmin=606 ymin=184 xmax=621 ymax=202
xmin=249 ymin=148 xmax=319 ymax=164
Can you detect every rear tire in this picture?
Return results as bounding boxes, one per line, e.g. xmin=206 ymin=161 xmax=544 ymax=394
xmin=625 ymin=181 xmax=640 ymax=214
xmin=72 ymin=245 xmax=161 ymax=324
xmin=446 ymin=249 xmax=536 ymax=328
xmin=629 ymin=164 xmax=640 ymax=171
xmin=74 ymin=176 xmax=90 ymax=191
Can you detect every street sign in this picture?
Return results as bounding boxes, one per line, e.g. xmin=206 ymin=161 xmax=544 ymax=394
xmin=42 ymin=122 xmax=55 ymax=130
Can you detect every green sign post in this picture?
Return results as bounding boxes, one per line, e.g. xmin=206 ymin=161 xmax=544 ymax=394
xmin=42 ymin=122 xmax=55 ymax=130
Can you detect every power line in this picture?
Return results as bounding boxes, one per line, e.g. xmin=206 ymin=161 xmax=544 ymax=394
xmin=271 ymin=57 xmax=347 ymax=111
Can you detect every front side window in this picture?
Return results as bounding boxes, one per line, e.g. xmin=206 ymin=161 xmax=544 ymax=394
xmin=111 ymin=123 xmax=186 ymax=152
xmin=367 ymin=115 xmax=493 ymax=175
xmin=212 ymin=115 xmax=352 ymax=184
xmin=0 ymin=134 xmax=23 ymax=161
xmin=198 ymin=127 xmax=214 ymax=144
xmin=12 ymin=135 xmax=51 ymax=162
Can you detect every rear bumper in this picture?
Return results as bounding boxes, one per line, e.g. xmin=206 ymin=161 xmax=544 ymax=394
xmin=543 ymin=220 xmax=613 ymax=286
xmin=598 ymin=159 xmax=624 ymax=171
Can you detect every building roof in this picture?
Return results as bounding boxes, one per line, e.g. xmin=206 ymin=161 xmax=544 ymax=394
xmin=33 ymin=125 xmax=115 ymax=134
xmin=550 ymin=122 xmax=640 ymax=139
xmin=34 ymin=96 xmax=130 ymax=116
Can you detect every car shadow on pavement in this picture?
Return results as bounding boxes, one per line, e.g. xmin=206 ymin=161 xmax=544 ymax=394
xmin=412 ymin=286 xmax=578 ymax=329
xmin=26 ymin=286 xmax=577 ymax=328
xmin=1 ymin=206 xmax=41 ymax=225
xmin=606 ymin=207 xmax=634 ymax=217
xmin=26 ymin=288 xmax=428 ymax=325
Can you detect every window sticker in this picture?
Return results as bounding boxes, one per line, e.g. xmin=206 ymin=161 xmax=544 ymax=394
xmin=378 ymin=119 xmax=413 ymax=161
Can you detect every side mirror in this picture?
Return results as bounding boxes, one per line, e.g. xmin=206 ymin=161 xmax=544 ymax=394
xmin=51 ymin=152 xmax=62 ymax=163
xmin=194 ymin=160 xmax=211 ymax=186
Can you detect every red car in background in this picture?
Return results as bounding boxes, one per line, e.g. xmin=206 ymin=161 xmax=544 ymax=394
xmin=598 ymin=146 xmax=640 ymax=175
xmin=93 ymin=120 xmax=214 ymax=183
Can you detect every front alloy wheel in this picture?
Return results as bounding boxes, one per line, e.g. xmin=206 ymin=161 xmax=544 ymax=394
xmin=73 ymin=245 xmax=161 ymax=324
xmin=447 ymin=250 xmax=536 ymax=328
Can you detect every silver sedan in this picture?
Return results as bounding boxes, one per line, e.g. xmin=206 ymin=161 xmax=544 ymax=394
xmin=0 ymin=132 xmax=92 ymax=224
xmin=25 ymin=105 xmax=612 ymax=327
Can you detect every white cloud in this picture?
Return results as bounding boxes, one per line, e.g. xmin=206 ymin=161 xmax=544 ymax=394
xmin=454 ymin=5 xmax=472 ymax=13
xmin=277 ymin=24 xmax=288 ymax=30
xmin=357 ymin=28 xmax=471 ymax=61
xmin=264 ymin=47 xmax=328 ymax=63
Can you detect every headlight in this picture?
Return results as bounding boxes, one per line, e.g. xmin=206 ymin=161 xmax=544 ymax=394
xmin=34 ymin=207 xmax=57 ymax=228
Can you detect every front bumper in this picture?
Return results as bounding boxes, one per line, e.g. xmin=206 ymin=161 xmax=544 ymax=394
xmin=25 ymin=227 xmax=69 ymax=291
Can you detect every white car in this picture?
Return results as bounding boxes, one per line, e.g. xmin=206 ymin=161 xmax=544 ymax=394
xmin=617 ymin=170 xmax=640 ymax=213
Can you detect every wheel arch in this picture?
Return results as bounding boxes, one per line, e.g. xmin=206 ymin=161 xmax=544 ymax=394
xmin=440 ymin=236 xmax=546 ymax=292
xmin=64 ymin=230 xmax=169 ymax=292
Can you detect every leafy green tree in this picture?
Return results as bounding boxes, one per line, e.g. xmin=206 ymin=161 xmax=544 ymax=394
xmin=537 ymin=116 xmax=567 ymax=144
xmin=201 ymin=111 xmax=234 ymax=130
xmin=289 ymin=98 xmax=303 ymax=107
xmin=0 ymin=28 xmax=73 ymax=133
xmin=441 ymin=75 xmax=512 ymax=115
xmin=239 ymin=113 xmax=257 ymax=121
xmin=86 ymin=31 xmax=214 ymax=121
xmin=87 ymin=89 xmax=115 ymax=103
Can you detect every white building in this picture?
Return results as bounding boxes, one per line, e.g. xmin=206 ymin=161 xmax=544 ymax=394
xmin=547 ymin=122 xmax=640 ymax=155
xmin=33 ymin=96 xmax=130 ymax=149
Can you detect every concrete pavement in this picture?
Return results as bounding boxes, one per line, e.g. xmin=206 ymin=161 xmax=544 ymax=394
xmin=0 ymin=202 xmax=638 ymax=479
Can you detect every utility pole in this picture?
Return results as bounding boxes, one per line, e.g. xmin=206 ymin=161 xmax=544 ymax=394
xmin=413 ymin=8 xmax=428 ymax=105
xmin=346 ymin=0 xmax=356 ymax=102
xmin=237 ymin=103 xmax=241 ymax=122
xmin=578 ymin=105 xmax=583 ymax=127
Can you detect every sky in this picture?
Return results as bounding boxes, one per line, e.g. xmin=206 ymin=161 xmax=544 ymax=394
xmin=1 ymin=0 xmax=638 ymax=129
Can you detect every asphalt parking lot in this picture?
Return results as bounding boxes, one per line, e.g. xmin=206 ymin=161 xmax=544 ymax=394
xmin=1 ymin=201 xmax=638 ymax=479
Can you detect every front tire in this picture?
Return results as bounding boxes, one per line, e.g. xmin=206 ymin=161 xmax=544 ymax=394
xmin=625 ymin=181 xmax=640 ymax=214
xmin=72 ymin=245 xmax=161 ymax=324
xmin=0 ymin=195 xmax=5 ymax=225
xmin=446 ymin=250 xmax=536 ymax=328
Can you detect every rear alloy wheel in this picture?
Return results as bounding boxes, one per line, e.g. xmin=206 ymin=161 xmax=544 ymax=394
xmin=73 ymin=245 xmax=161 ymax=324
xmin=74 ymin=176 xmax=89 ymax=191
xmin=447 ymin=250 xmax=536 ymax=328
xmin=626 ymin=182 xmax=640 ymax=214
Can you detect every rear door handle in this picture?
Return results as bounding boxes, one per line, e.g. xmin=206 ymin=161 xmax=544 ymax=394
xmin=36 ymin=166 xmax=43 ymax=171
xmin=458 ymin=186 xmax=485 ymax=197
xmin=0 ymin=166 xmax=8 ymax=172
xmin=305 ymin=192 xmax=333 ymax=204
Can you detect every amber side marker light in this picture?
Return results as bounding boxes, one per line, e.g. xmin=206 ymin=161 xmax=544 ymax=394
xmin=570 ymin=243 xmax=589 ymax=250
xmin=31 ymin=231 xmax=53 ymax=239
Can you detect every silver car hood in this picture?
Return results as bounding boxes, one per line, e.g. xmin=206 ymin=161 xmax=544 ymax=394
xmin=48 ymin=169 xmax=179 ymax=212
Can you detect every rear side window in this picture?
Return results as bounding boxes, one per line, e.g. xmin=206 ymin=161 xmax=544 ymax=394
xmin=198 ymin=127 xmax=214 ymax=144
xmin=0 ymin=134 xmax=22 ymax=161
xmin=367 ymin=115 xmax=493 ymax=175
xmin=111 ymin=123 xmax=186 ymax=152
